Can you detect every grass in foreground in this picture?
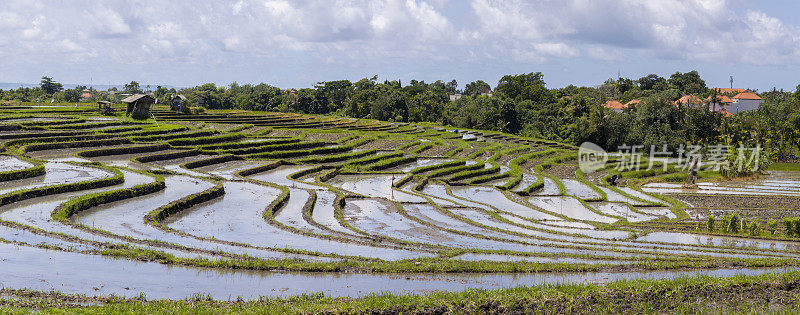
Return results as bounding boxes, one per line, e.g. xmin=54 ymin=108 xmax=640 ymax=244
xmin=4 ymin=270 xmax=800 ymax=314
xmin=768 ymin=162 xmax=800 ymax=172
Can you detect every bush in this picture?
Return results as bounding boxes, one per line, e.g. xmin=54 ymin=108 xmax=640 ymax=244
xmin=706 ymin=216 xmax=715 ymax=232
xmin=728 ymin=213 xmax=740 ymax=234
xmin=720 ymin=216 xmax=730 ymax=233
xmin=784 ymin=218 xmax=794 ymax=237
xmin=768 ymin=220 xmax=777 ymax=235
xmin=748 ymin=221 xmax=760 ymax=236
xmin=795 ymin=218 xmax=800 ymax=238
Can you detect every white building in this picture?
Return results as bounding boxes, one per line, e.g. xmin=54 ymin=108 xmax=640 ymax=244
xmin=730 ymin=92 xmax=763 ymax=114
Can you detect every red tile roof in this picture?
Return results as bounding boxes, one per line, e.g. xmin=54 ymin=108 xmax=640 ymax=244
xmin=676 ymin=95 xmax=701 ymax=105
xmin=603 ymin=100 xmax=626 ymax=110
xmin=732 ymin=92 xmax=762 ymax=100
xmin=713 ymin=88 xmax=747 ymax=95
xmin=80 ymin=93 xmax=92 ymax=98
xmin=625 ymin=99 xmax=641 ymax=106
xmin=706 ymin=95 xmax=734 ymax=103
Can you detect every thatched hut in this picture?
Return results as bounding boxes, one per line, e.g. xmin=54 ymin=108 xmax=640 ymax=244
xmin=171 ymin=95 xmax=187 ymax=112
xmin=122 ymin=94 xmax=155 ymax=117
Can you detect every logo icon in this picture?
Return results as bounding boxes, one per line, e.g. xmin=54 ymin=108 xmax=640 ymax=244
xmin=578 ymin=142 xmax=608 ymax=173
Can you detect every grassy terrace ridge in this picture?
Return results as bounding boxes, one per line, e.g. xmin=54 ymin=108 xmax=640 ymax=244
xmin=4 ymin=270 xmax=800 ymax=313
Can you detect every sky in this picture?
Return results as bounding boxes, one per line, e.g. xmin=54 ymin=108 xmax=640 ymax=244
xmin=1 ymin=0 xmax=799 ymax=92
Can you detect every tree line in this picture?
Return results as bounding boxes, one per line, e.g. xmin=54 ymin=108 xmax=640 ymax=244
xmin=2 ymin=73 xmax=800 ymax=161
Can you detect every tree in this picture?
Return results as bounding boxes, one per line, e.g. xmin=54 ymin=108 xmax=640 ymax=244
xmin=124 ymin=81 xmax=142 ymax=94
xmin=637 ymin=74 xmax=668 ymax=91
xmin=445 ymin=80 xmax=458 ymax=94
xmin=464 ymin=80 xmax=491 ymax=96
xmin=40 ymin=76 xmax=63 ymax=94
xmin=668 ymin=71 xmax=707 ymax=95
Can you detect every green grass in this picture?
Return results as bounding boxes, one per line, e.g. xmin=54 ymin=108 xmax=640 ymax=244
xmin=768 ymin=162 xmax=800 ymax=171
xmin=6 ymin=270 xmax=800 ymax=313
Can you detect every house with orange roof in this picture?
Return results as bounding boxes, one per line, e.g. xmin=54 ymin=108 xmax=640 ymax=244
xmin=713 ymin=88 xmax=748 ymax=95
xmin=706 ymin=95 xmax=734 ymax=112
xmin=602 ymin=100 xmax=627 ymax=112
xmin=675 ymin=95 xmax=701 ymax=107
xmin=730 ymin=91 xmax=763 ymax=114
xmin=625 ymin=99 xmax=641 ymax=107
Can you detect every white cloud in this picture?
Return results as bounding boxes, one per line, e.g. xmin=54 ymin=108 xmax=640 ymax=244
xmin=0 ymin=0 xmax=798 ymax=86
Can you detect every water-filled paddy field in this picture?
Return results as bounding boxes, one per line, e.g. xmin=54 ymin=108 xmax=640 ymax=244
xmin=1 ymin=107 xmax=800 ymax=310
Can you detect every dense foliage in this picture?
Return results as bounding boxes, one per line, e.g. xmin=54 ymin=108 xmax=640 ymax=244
xmin=3 ymin=73 xmax=800 ymax=160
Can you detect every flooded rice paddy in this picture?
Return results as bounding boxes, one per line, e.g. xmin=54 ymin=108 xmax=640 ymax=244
xmin=2 ymin=113 xmax=800 ymax=300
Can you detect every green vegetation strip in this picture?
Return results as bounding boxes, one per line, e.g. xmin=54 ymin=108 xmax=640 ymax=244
xmin=0 ymin=156 xmax=44 ymax=182
xmin=144 ymin=183 xmax=225 ymax=224
xmin=0 ymin=164 xmax=123 ymax=207
xmin=53 ymin=172 xmax=166 ymax=221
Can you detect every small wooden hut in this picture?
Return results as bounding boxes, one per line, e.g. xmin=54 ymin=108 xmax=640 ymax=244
xmin=121 ymin=94 xmax=155 ymax=117
xmin=171 ymin=95 xmax=187 ymax=112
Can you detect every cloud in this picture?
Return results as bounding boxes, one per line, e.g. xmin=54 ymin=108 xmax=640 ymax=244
xmin=463 ymin=0 xmax=800 ymax=64
xmin=0 ymin=0 xmax=797 ymax=86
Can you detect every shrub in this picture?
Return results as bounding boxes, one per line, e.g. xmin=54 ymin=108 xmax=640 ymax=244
xmin=768 ymin=220 xmax=777 ymax=235
xmin=728 ymin=213 xmax=740 ymax=234
xmin=720 ymin=216 xmax=730 ymax=233
xmin=706 ymin=216 xmax=715 ymax=231
xmin=783 ymin=218 xmax=794 ymax=237
xmin=795 ymin=218 xmax=800 ymax=238
xmin=748 ymin=221 xmax=760 ymax=236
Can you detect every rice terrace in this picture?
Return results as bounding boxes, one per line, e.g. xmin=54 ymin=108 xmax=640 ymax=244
xmin=0 ymin=93 xmax=799 ymax=313
xmin=6 ymin=1 xmax=800 ymax=313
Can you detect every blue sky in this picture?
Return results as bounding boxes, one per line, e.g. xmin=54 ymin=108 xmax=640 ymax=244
xmin=1 ymin=0 xmax=799 ymax=92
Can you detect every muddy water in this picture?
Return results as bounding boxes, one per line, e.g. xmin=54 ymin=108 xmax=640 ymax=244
xmin=424 ymin=183 xmax=590 ymax=229
xmin=147 ymin=155 xmax=213 ymax=177
xmin=345 ymin=200 xmax=649 ymax=258
xmin=0 ymin=171 xmax=211 ymax=259
xmin=512 ymin=172 xmax=539 ymax=192
xmin=598 ymin=187 xmax=648 ymax=206
xmin=562 ymin=179 xmax=601 ymax=200
xmin=274 ymin=188 xmax=333 ymax=235
xmin=496 ymin=213 xmax=630 ymax=239
xmin=528 ymin=196 xmax=618 ymax=224
xmin=88 ymin=153 xmax=156 ymax=170
xmin=0 ymin=226 xmax=96 ymax=251
xmin=450 ymin=186 xmax=562 ymax=221
xmin=27 ymin=144 xmax=133 ymax=161
xmin=196 ymin=160 xmax=269 ymax=180
xmin=406 ymin=204 xmax=625 ymax=246
xmin=249 ymin=165 xmax=318 ymax=189
xmin=167 ymin=182 xmax=432 ymax=260
xmin=310 ymin=190 xmax=357 ymax=235
xmin=638 ymin=231 xmax=800 ymax=252
xmin=0 ymin=162 xmax=112 ymax=195
xmin=635 ymin=207 xmax=677 ymax=219
xmin=0 ymin=243 xmax=794 ymax=300
xmin=0 ymin=155 xmax=32 ymax=172
xmin=617 ymin=187 xmax=665 ymax=205
xmin=452 ymin=253 xmax=625 ymax=265
xmin=589 ymin=203 xmax=658 ymax=222
xmin=538 ymin=177 xmax=561 ymax=195
xmin=328 ymin=174 xmax=426 ymax=203
xmin=72 ymin=176 xmax=326 ymax=261
xmin=385 ymin=158 xmax=454 ymax=173
xmin=642 ymin=182 xmax=800 ymax=197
